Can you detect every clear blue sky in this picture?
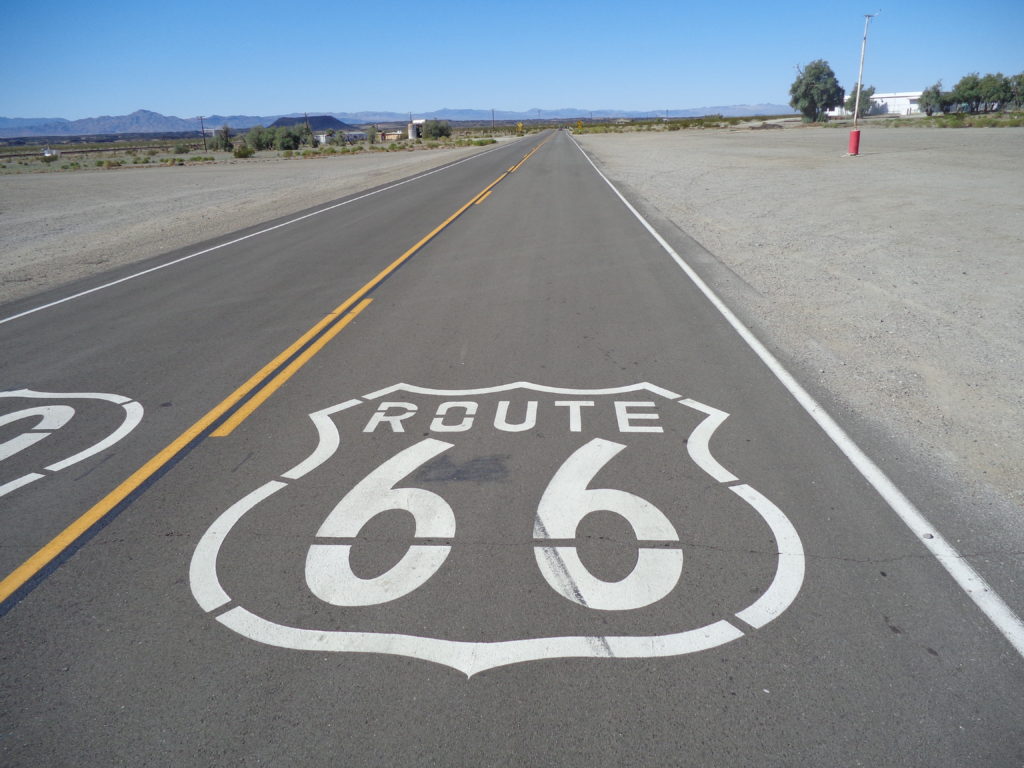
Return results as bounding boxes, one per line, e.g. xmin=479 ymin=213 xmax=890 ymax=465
xmin=2 ymin=0 xmax=1021 ymax=119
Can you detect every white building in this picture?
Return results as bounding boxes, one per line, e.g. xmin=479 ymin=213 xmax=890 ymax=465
xmin=869 ymin=91 xmax=923 ymax=115
xmin=408 ymin=119 xmax=426 ymax=139
xmin=830 ymin=90 xmax=923 ymax=118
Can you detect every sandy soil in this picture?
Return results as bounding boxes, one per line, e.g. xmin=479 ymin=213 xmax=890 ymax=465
xmin=578 ymin=126 xmax=1023 ymax=512
xmin=0 ymin=146 xmax=502 ymax=305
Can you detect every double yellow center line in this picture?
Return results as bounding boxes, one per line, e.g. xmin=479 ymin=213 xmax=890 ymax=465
xmin=0 ymin=133 xmax=553 ymax=609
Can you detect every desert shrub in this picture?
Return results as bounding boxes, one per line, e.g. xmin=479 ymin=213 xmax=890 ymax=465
xmin=95 ymin=159 xmax=105 ymax=167
xmin=41 ymin=155 xmax=58 ymax=164
xmin=422 ymin=119 xmax=451 ymax=139
xmin=233 ymin=144 xmax=255 ymax=158
xmin=173 ymin=143 xmax=189 ymax=154
xmin=104 ymin=159 xmax=122 ymax=168
xmin=147 ymin=149 xmax=159 ymax=156
xmin=282 ymin=150 xmax=294 ymax=158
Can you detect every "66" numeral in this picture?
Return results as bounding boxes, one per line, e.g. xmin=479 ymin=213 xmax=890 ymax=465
xmin=306 ymin=438 xmax=682 ymax=611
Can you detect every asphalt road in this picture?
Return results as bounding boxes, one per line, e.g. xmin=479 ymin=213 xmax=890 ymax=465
xmin=1 ymin=130 xmax=1022 ymax=766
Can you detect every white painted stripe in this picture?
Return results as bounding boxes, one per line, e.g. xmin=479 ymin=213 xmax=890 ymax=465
xmin=679 ymin=399 xmax=738 ymax=484
xmin=280 ymin=400 xmax=361 ymax=480
xmin=730 ymin=484 xmax=805 ymax=629
xmin=0 ymin=389 xmax=132 ymax=405
xmin=46 ymin=400 xmax=143 ymax=472
xmin=363 ymin=381 xmax=682 ymax=400
xmin=190 ymin=480 xmax=287 ymax=612
xmin=216 ymin=605 xmax=745 ymax=678
xmin=0 ymin=143 xmax=516 ymax=327
xmin=0 ymin=473 xmax=44 ymax=499
xmin=571 ymin=134 xmax=1024 ymax=658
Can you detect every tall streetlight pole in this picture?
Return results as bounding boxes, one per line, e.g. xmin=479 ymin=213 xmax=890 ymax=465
xmin=849 ymin=11 xmax=879 ymax=156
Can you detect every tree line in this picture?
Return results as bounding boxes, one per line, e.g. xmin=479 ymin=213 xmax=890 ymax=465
xmin=207 ymin=119 xmax=454 ymax=153
xmin=919 ymin=73 xmax=1024 ymax=115
xmin=789 ymin=61 xmax=1024 ymax=122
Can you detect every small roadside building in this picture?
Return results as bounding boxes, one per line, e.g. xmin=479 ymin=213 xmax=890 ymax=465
xmin=869 ymin=91 xmax=923 ymax=115
xmin=829 ymin=91 xmax=923 ymax=118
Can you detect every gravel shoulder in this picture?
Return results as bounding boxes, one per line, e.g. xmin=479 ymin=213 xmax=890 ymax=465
xmin=577 ymin=126 xmax=1023 ymax=524
xmin=0 ymin=145 xmax=504 ymax=305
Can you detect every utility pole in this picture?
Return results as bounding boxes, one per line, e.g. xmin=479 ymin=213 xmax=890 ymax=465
xmin=198 ymin=116 xmax=207 ymax=151
xmin=849 ymin=11 xmax=879 ymax=156
xmin=491 ymin=108 xmax=495 ymax=131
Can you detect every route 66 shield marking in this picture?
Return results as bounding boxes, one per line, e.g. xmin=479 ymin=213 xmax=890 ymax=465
xmin=190 ymin=382 xmax=804 ymax=676
xmin=0 ymin=389 xmax=143 ymax=498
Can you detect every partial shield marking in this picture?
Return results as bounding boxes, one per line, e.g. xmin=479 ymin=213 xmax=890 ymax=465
xmin=0 ymin=390 xmax=143 ymax=498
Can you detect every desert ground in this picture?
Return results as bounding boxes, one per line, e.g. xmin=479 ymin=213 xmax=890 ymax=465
xmin=2 ymin=126 xmax=1021 ymax=523
xmin=577 ymin=125 xmax=1023 ymax=523
xmin=0 ymin=144 xmax=503 ymax=305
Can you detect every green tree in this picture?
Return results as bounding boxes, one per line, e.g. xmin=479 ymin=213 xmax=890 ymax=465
xmin=978 ymin=72 xmax=1011 ymax=112
xmin=246 ymin=125 xmax=274 ymax=151
xmin=789 ymin=60 xmax=845 ymax=122
xmin=421 ymin=119 xmax=452 ymax=139
xmin=367 ymin=125 xmax=379 ymax=144
xmin=917 ymin=82 xmax=954 ymax=117
xmin=273 ymin=125 xmax=303 ymax=151
xmin=1009 ymin=73 xmax=1024 ymax=110
xmin=844 ymin=84 xmax=876 ymax=117
xmin=211 ymin=123 xmax=234 ymax=151
xmin=952 ymin=73 xmax=982 ymax=113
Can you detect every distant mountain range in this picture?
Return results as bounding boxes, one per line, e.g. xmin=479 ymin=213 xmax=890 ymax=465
xmin=0 ymin=105 xmax=792 ymax=138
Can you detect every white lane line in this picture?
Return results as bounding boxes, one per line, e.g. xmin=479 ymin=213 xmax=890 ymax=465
xmin=570 ymin=134 xmax=1024 ymax=659
xmin=0 ymin=144 xmax=514 ymax=328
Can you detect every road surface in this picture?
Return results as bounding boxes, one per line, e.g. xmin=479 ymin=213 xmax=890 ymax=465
xmin=1 ymin=130 xmax=1022 ymax=766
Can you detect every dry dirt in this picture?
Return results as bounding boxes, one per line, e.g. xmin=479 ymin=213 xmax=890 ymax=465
xmin=577 ymin=125 xmax=1023 ymax=515
xmin=0 ymin=145 xmax=501 ymax=305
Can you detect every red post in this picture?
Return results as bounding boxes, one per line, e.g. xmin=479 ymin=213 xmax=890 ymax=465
xmin=848 ymin=129 xmax=861 ymax=156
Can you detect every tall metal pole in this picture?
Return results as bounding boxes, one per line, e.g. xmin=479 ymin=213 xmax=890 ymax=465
xmin=852 ymin=13 xmax=876 ymax=130
xmin=848 ymin=12 xmax=878 ymax=156
xmin=199 ymin=116 xmax=207 ymax=152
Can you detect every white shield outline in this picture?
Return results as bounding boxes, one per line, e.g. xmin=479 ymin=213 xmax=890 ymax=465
xmin=190 ymin=382 xmax=805 ymax=676
xmin=0 ymin=389 xmax=144 ymax=498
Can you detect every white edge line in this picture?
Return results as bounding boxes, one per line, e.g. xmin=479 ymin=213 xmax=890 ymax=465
xmin=0 ymin=143 xmax=516 ymax=328
xmin=570 ymin=134 xmax=1024 ymax=658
